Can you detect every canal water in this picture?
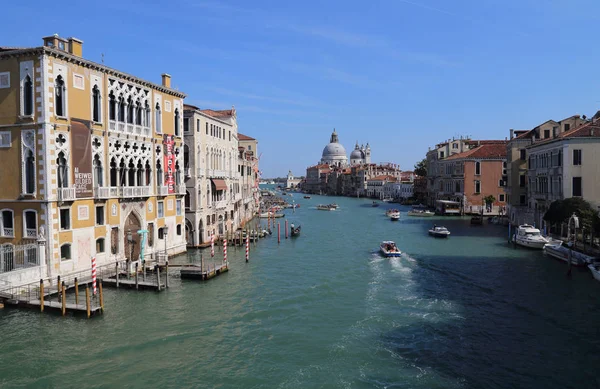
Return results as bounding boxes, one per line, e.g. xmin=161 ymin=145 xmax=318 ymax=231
xmin=1 ymin=192 xmax=600 ymax=389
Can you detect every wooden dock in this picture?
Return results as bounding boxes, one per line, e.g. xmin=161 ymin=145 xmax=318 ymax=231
xmin=3 ymin=298 xmax=103 ymax=317
xmin=180 ymin=263 xmax=228 ymax=281
xmin=102 ymin=277 xmax=164 ymax=291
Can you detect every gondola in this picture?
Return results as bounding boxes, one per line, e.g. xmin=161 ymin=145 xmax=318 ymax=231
xmin=290 ymin=224 xmax=301 ymax=237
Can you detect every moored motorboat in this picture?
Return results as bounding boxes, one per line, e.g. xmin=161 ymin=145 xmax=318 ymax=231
xmin=588 ymin=263 xmax=600 ymax=282
xmin=259 ymin=212 xmax=285 ymax=218
xmin=543 ymin=241 xmax=595 ymax=266
xmin=290 ymin=224 xmax=301 ymax=237
xmin=428 ymin=225 xmax=450 ymax=238
xmin=380 ymin=241 xmax=402 ymax=257
xmin=407 ymin=208 xmax=434 ymax=217
xmin=329 ymin=203 xmax=339 ymax=209
xmin=512 ymin=224 xmax=549 ymax=249
xmin=303 ymin=195 xmax=311 ymax=199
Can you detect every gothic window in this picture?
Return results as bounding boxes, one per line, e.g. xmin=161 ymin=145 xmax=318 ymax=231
xmin=118 ymin=95 xmax=125 ymax=122
xmin=174 ymin=108 xmax=180 ymax=136
xmin=57 ymin=152 xmax=68 ymax=188
xmin=23 ymin=210 xmax=37 ymax=238
xmin=110 ymin=158 xmax=118 ymax=187
xmin=135 ymin=100 xmax=142 ymax=125
xmin=127 ymin=96 xmax=134 ymax=124
xmin=94 ymin=154 xmax=103 ymax=187
xmin=145 ymin=161 xmax=152 ymax=186
xmin=136 ymin=160 xmax=143 ymax=186
xmin=185 ymin=191 xmax=191 ymax=209
xmin=128 ymin=159 xmax=135 ymax=186
xmin=55 ymin=75 xmax=66 ymax=117
xmin=475 ymin=161 xmax=481 ymax=175
xmin=25 ymin=149 xmax=35 ymax=194
xmin=109 ymin=92 xmax=116 ymax=121
xmin=145 ymin=101 xmax=151 ymax=127
xmin=92 ymin=85 xmax=101 ymax=122
xmin=156 ymin=160 xmax=163 ymax=187
xmin=184 ymin=144 xmax=189 ymax=168
xmin=155 ymin=103 xmax=162 ymax=133
xmin=119 ymin=158 xmax=126 ymax=187
xmin=23 ymin=75 xmax=33 ymax=116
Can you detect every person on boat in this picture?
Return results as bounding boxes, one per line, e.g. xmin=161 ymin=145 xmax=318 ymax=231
xmin=291 ymin=223 xmax=295 ymax=229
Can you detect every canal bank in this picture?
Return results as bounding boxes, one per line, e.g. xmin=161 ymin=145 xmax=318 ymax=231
xmin=1 ymin=193 xmax=599 ymax=389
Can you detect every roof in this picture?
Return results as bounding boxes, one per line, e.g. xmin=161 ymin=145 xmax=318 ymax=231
xmin=369 ymin=175 xmax=397 ymax=181
xmin=445 ymin=141 xmax=508 ymax=160
xmin=0 ymin=46 xmax=186 ymax=98
xmin=308 ymin=164 xmax=329 ymax=169
xmin=527 ymin=121 xmax=600 ymax=148
xmin=199 ymin=109 xmax=235 ymax=119
xmin=238 ymin=133 xmax=255 ymax=141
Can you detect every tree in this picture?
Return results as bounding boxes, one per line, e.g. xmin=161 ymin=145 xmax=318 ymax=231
xmin=544 ymin=197 xmax=600 ymax=232
xmin=414 ymin=158 xmax=427 ymax=177
xmin=483 ymin=195 xmax=496 ymax=206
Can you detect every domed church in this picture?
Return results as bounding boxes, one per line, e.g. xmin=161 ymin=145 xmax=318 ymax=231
xmin=320 ymin=129 xmax=370 ymax=167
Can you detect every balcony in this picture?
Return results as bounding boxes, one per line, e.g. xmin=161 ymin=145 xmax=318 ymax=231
xmin=121 ymin=186 xmax=151 ymax=198
xmin=94 ymin=186 xmax=111 ymax=199
xmin=2 ymin=227 xmax=14 ymax=237
xmin=215 ymin=200 xmax=227 ymax=209
xmin=208 ymin=169 xmax=227 ymax=178
xmin=157 ymin=186 xmax=169 ymax=196
xmin=57 ymin=187 xmax=76 ymax=201
xmin=118 ymin=122 xmax=125 ymax=132
xmin=25 ymin=228 xmax=37 ymax=239
xmin=143 ymin=126 xmax=151 ymax=137
xmin=109 ymin=120 xmax=116 ymax=131
xmin=126 ymin=124 xmax=134 ymax=134
xmin=197 ymin=168 xmax=204 ymax=177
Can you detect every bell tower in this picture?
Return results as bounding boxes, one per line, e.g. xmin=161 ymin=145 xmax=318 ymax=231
xmin=330 ymin=128 xmax=338 ymax=143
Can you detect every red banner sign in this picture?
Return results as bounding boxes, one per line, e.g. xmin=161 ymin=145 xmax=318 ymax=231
xmin=163 ymin=135 xmax=175 ymax=194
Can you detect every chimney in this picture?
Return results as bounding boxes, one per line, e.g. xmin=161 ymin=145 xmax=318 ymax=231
xmin=161 ymin=73 xmax=171 ymax=88
xmin=510 ymin=129 xmax=514 ymax=140
xmin=67 ymin=37 xmax=83 ymax=56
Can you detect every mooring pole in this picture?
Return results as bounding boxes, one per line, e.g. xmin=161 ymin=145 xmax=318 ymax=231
xmin=278 ymin=222 xmax=281 ymax=244
xmin=135 ymin=262 xmax=139 ymax=290
xmin=156 ymin=265 xmax=161 ymax=292
xmin=74 ymin=277 xmax=79 ymax=305
xmin=165 ymin=260 xmax=169 ymax=289
xmin=61 ymin=282 xmax=66 ymax=316
xmin=85 ymin=287 xmax=90 ymax=319
xmin=99 ymin=280 xmax=104 ymax=313
xmin=39 ymin=279 xmax=44 ymax=312
xmin=285 ymin=219 xmax=288 ymax=239
xmin=115 ymin=262 xmax=120 ymax=288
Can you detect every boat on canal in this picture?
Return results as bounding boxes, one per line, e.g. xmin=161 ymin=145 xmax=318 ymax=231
xmin=303 ymin=195 xmax=311 ymax=199
xmin=588 ymin=263 xmax=600 ymax=282
xmin=407 ymin=207 xmax=434 ymax=217
xmin=428 ymin=226 xmax=451 ymax=238
xmin=290 ymin=224 xmax=301 ymax=237
xmin=387 ymin=209 xmax=400 ymax=221
xmin=380 ymin=241 xmax=402 ymax=257
xmin=317 ymin=204 xmax=336 ymax=211
xmin=543 ymin=241 xmax=595 ymax=266
xmin=512 ymin=224 xmax=550 ymax=249
xmin=372 ymin=201 xmax=379 ymax=207
xmin=259 ymin=212 xmax=285 ymax=218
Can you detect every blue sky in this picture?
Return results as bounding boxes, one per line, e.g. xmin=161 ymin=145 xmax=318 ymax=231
xmin=4 ymin=0 xmax=600 ymax=177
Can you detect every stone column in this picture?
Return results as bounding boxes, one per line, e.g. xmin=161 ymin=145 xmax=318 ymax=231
xmin=37 ymin=226 xmax=48 ymax=280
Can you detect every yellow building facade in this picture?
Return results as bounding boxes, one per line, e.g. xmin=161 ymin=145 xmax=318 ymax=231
xmin=0 ymin=35 xmax=186 ymax=281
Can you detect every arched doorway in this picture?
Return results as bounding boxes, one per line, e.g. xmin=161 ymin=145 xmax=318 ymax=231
xmin=198 ymin=219 xmax=204 ymax=244
xmin=185 ymin=218 xmax=193 ymax=246
xmin=124 ymin=212 xmax=142 ymax=262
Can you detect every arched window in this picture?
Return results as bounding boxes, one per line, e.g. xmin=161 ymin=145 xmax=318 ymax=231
xmin=118 ymin=95 xmax=125 ymax=122
xmin=23 ymin=75 xmax=33 ymax=116
xmin=119 ymin=158 xmax=126 ymax=187
xmin=144 ymin=101 xmax=151 ymax=127
xmin=155 ymin=103 xmax=162 ymax=133
xmin=128 ymin=159 xmax=135 ymax=187
xmin=174 ymin=108 xmax=180 ymax=136
xmin=110 ymin=157 xmax=117 ymax=187
xmin=127 ymin=96 xmax=134 ymax=124
xmin=57 ymin=152 xmax=68 ymax=188
xmin=1 ymin=209 xmax=14 ymax=237
xmin=158 ymin=227 xmax=164 ymax=240
xmin=135 ymin=100 xmax=142 ymax=125
xmin=92 ymin=85 xmax=101 ymax=122
xmin=145 ymin=161 xmax=152 ymax=187
xmin=183 ymin=144 xmax=189 ymax=169
xmin=23 ymin=210 xmax=37 ymax=238
xmin=185 ymin=190 xmax=191 ymax=209
xmin=136 ymin=160 xmax=143 ymax=186
xmin=60 ymin=243 xmax=71 ymax=261
xmin=156 ymin=160 xmax=163 ymax=187
xmin=55 ymin=75 xmax=66 ymax=117
xmin=94 ymin=154 xmax=103 ymax=187
xmin=96 ymin=238 xmax=105 ymax=253
xmin=475 ymin=161 xmax=481 ymax=175
xmin=109 ymin=92 xmax=116 ymax=121
xmin=25 ymin=149 xmax=35 ymax=194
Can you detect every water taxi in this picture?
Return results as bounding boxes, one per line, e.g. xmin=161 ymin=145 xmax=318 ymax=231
xmin=386 ymin=209 xmax=400 ymax=220
xmin=317 ymin=204 xmax=336 ymax=211
xmin=259 ymin=212 xmax=285 ymax=218
xmin=428 ymin=226 xmax=450 ymax=238
xmin=380 ymin=241 xmax=402 ymax=257
xmin=407 ymin=209 xmax=434 ymax=217
xmin=512 ymin=225 xmax=549 ymax=249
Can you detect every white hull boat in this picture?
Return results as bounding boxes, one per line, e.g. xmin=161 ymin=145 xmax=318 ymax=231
xmin=389 ymin=211 xmax=400 ymax=221
xmin=512 ymin=224 xmax=549 ymax=249
xmin=259 ymin=212 xmax=284 ymax=218
xmin=316 ymin=205 xmax=335 ymax=211
xmin=588 ymin=263 xmax=600 ymax=282
xmin=380 ymin=241 xmax=402 ymax=257
xmin=543 ymin=242 xmax=595 ymax=267
xmin=428 ymin=226 xmax=450 ymax=238
xmin=408 ymin=210 xmax=435 ymax=217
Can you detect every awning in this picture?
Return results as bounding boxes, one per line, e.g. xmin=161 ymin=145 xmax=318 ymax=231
xmin=211 ymin=178 xmax=227 ymax=191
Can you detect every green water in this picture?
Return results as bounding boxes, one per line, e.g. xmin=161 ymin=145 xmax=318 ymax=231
xmin=1 ymin=193 xmax=600 ymax=388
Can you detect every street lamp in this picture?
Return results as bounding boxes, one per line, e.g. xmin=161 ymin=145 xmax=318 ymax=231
xmin=163 ymin=225 xmax=169 ymax=263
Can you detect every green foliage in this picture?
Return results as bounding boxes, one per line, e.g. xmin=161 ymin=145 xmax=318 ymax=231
xmin=483 ymin=195 xmax=496 ymax=205
xmin=544 ymin=197 xmax=600 ymax=231
xmin=414 ymin=158 xmax=427 ymax=177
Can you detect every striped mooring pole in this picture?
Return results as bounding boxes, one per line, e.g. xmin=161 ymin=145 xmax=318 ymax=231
xmin=223 ymin=239 xmax=227 ymax=263
xmin=245 ymin=235 xmax=249 ymax=262
xmin=210 ymin=232 xmax=215 ymax=257
xmin=91 ymin=256 xmax=97 ymax=296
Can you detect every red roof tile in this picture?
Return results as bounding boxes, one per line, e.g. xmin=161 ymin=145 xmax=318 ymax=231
xmin=199 ymin=109 xmax=234 ymax=118
xmin=238 ymin=133 xmax=255 ymax=140
xmin=369 ymin=175 xmax=397 ymax=181
xmin=446 ymin=141 xmax=507 ymax=160
xmin=557 ymin=121 xmax=600 ymax=138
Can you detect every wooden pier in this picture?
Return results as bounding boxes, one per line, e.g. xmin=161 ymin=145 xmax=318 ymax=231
xmin=180 ymin=263 xmax=228 ymax=281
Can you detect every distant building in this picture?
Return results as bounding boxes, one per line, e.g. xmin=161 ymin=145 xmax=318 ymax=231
xmin=285 ymin=170 xmax=302 ymax=189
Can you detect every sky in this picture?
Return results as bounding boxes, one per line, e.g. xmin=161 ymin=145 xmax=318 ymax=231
xmin=3 ymin=0 xmax=600 ymax=178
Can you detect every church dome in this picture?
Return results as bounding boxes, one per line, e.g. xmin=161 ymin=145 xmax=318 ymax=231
xmin=350 ymin=148 xmax=364 ymax=160
xmin=322 ymin=142 xmax=347 ymax=159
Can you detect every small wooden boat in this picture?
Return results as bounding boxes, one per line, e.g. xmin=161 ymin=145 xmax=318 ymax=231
xmin=380 ymin=241 xmax=402 ymax=257
xmin=428 ymin=226 xmax=450 ymax=238
xmin=588 ymin=263 xmax=600 ymax=282
xmin=303 ymin=195 xmax=311 ymax=199
xmin=470 ymin=215 xmax=483 ymax=225
xmin=290 ymin=224 xmax=301 ymax=237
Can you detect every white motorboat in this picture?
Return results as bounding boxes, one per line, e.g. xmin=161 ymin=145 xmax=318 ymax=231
xmin=588 ymin=263 xmax=600 ymax=282
xmin=380 ymin=241 xmax=402 ymax=257
xmin=316 ymin=204 xmax=335 ymax=211
xmin=259 ymin=212 xmax=284 ymax=218
xmin=389 ymin=210 xmax=400 ymax=221
xmin=512 ymin=225 xmax=549 ymax=249
xmin=543 ymin=241 xmax=595 ymax=267
xmin=428 ymin=226 xmax=450 ymax=238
